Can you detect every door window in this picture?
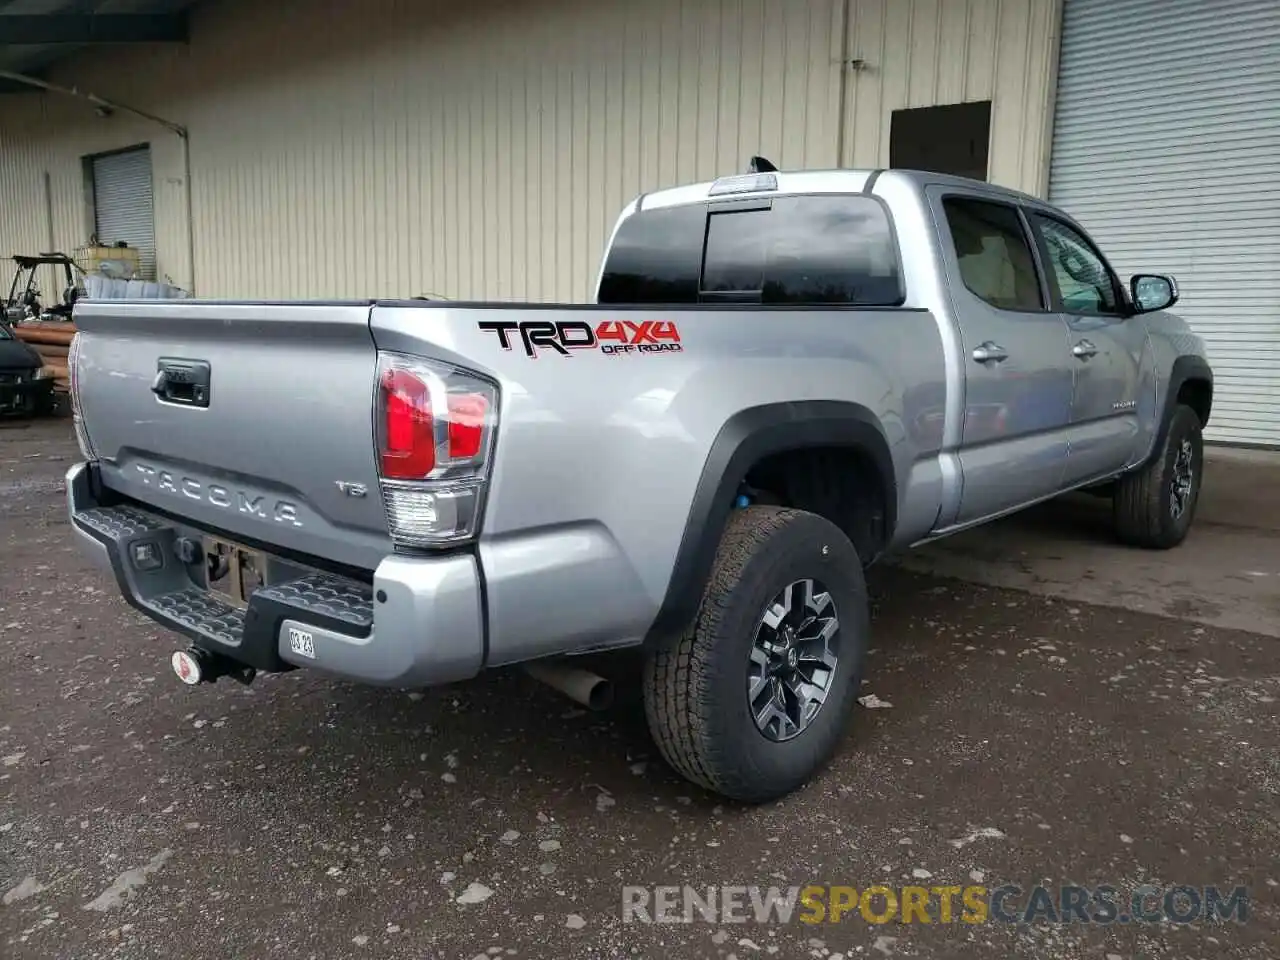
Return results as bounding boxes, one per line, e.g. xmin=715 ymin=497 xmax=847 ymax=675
xmin=942 ymin=197 xmax=1044 ymax=312
xmin=1029 ymin=214 xmax=1123 ymax=317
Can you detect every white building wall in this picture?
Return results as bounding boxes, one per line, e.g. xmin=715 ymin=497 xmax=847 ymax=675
xmin=0 ymin=92 xmax=191 ymax=294
xmin=843 ymin=0 xmax=1062 ymax=195
xmin=0 ymin=0 xmax=1058 ymax=302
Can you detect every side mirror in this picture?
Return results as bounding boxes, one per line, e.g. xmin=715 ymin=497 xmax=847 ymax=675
xmin=1130 ymin=274 xmax=1178 ymax=313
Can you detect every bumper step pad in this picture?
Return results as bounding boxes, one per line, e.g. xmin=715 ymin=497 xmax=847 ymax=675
xmin=255 ymin=575 xmax=374 ymax=632
xmin=148 ymin=587 xmax=246 ymax=646
xmin=75 ymin=504 xmax=168 ymax=540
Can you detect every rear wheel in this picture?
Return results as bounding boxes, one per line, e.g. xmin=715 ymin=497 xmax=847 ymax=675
xmin=643 ymin=506 xmax=868 ymax=802
xmin=1113 ymin=403 xmax=1204 ymax=549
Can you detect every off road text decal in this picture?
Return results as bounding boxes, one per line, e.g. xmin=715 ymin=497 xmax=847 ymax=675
xmin=478 ymin=320 xmax=683 ymax=358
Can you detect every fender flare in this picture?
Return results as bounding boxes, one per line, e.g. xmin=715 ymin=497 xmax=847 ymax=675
xmin=1149 ymin=355 xmax=1213 ymax=463
xmin=644 ymin=400 xmax=896 ymax=643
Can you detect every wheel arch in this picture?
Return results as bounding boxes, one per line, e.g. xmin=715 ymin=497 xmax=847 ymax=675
xmin=644 ymin=401 xmax=896 ymax=645
xmin=1150 ymin=355 xmax=1213 ymax=464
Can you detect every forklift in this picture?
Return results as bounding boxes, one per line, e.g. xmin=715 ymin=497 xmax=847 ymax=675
xmin=4 ymin=252 xmax=82 ymax=324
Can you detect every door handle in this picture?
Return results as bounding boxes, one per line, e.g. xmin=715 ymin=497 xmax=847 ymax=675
xmin=1072 ymin=339 xmax=1098 ymax=360
xmin=152 ymin=357 xmax=211 ymax=407
xmin=972 ymin=341 xmax=1008 ymax=364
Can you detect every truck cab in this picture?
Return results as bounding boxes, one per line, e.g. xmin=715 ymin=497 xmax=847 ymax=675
xmin=596 ymin=167 xmax=1209 ymax=539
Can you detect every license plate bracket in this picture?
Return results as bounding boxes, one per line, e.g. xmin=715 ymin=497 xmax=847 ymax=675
xmin=203 ymin=536 xmax=265 ymax=608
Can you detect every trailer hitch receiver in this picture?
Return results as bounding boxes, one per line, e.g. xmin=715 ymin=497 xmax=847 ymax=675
xmin=170 ymin=646 xmax=256 ymax=687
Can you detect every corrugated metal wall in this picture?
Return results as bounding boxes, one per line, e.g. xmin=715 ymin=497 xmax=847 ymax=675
xmin=0 ymin=0 xmax=1058 ymax=302
xmin=189 ymin=0 xmax=847 ymax=302
xmin=91 ymin=147 xmax=158 ymax=280
xmin=0 ymin=94 xmax=190 ymax=291
xmin=843 ymin=0 xmax=1062 ymax=195
xmin=1049 ymin=0 xmax=1280 ymax=447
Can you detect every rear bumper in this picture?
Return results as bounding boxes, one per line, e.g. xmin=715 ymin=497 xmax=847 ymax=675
xmin=66 ymin=461 xmax=484 ymax=687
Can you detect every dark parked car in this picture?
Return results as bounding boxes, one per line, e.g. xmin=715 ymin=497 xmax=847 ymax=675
xmin=0 ymin=321 xmax=55 ymax=416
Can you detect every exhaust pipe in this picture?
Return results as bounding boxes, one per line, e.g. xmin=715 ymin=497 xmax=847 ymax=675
xmin=522 ymin=660 xmax=614 ymax=711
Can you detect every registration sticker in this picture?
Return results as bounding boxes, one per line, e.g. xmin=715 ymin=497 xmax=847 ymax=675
xmin=288 ymin=627 xmax=316 ymax=659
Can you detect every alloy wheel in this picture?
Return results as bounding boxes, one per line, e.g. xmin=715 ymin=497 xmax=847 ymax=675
xmin=1170 ymin=438 xmax=1195 ymax=520
xmin=747 ymin=578 xmax=840 ymax=742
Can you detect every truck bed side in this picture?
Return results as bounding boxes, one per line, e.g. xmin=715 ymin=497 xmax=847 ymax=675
xmin=370 ymin=301 xmax=948 ymax=665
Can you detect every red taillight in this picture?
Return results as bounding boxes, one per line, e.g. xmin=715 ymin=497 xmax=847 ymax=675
xmin=447 ymin=392 xmax=488 ymax=461
xmin=379 ymin=368 xmax=436 ymax=479
xmin=375 ymin=352 xmax=497 ymax=546
xmin=376 ymin=355 xmax=496 ymax=485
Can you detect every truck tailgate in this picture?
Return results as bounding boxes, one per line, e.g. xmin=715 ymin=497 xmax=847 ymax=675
xmin=72 ymin=300 xmax=390 ymax=571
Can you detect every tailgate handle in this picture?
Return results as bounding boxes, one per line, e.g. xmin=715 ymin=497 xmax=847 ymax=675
xmin=152 ymin=358 xmax=211 ymax=408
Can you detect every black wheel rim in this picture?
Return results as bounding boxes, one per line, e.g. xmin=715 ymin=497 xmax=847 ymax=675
xmin=1170 ymin=437 xmax=1195 ymax=521
xmin=747 ymin=578 xmax=840 ymax=742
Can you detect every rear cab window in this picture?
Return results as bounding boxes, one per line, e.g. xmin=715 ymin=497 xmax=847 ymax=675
xmin=597 ymin=195 xmax=903 ymax=306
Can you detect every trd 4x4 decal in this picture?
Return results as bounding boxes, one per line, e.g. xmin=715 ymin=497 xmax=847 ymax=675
xmin=478 ymin=319 xmax=682 ymax=357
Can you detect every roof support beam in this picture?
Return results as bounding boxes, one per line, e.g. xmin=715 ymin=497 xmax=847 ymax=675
xmin=0 ymin=14 xmax=189 ymax=44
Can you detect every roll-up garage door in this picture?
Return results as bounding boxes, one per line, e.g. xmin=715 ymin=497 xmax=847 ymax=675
xmin=92 ymin=146 xmax=157 ymax=281
xmin=1048 ymin=0 xmax=1280 ymax=447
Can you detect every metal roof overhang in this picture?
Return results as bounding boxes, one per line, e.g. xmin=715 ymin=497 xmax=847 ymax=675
xmin=0 ymin=0 xmax=196 ymax=94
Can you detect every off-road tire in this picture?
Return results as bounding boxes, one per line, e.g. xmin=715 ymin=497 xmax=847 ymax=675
xmin=1113 ymin=403 xmax=1204 ymax=549
xmin=643 ymin=506 xmax=868 ymax=803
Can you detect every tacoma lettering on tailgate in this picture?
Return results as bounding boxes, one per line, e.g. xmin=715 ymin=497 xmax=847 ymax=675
xmin=134 ymin=463 xmax=303 ymax=527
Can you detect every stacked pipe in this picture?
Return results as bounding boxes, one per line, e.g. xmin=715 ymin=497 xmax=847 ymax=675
xmin=12 ymin=321 xmax=75 ymax=394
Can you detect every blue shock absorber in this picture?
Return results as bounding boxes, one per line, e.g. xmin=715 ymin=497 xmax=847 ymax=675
xmin=733 ymin=493 xmax=752 ymax=510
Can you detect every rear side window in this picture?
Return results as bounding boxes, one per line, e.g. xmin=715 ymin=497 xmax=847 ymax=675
xmin=596 ymin=205 xmax=705 ymax=304
xmin=597 ymin=195 xmax=902 ymax=306
xmin=942 ymin=197 xmax=1044 ymax=312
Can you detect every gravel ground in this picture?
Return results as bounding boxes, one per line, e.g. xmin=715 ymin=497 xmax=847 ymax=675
xmin=1 ymin=419 xmax=1277 ymax=959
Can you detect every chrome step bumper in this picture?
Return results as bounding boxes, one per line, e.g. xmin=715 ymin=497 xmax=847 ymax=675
xmin=66 ymin=462 xmax=484 ymax=687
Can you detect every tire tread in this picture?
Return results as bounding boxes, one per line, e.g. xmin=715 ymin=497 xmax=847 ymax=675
xmin=1113 ymin=403 xmax=1201 ymax=549
xmin=644 ymin=506 xmax=847 ymax=800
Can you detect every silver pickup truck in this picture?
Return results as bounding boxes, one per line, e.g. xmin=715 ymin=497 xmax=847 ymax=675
xmin=66 ymin=165 xmax=1212 ymax=802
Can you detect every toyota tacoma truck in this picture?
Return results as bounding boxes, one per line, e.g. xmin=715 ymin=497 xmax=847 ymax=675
xmin=66 ymin=165 xmax=1213 ymax=802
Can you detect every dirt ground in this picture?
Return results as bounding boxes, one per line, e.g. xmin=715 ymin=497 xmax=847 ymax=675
xmin=1 ymin=419 xmax=1277 ymax=959
xmin=902 ymin=445 xmax=1280 ymax=639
